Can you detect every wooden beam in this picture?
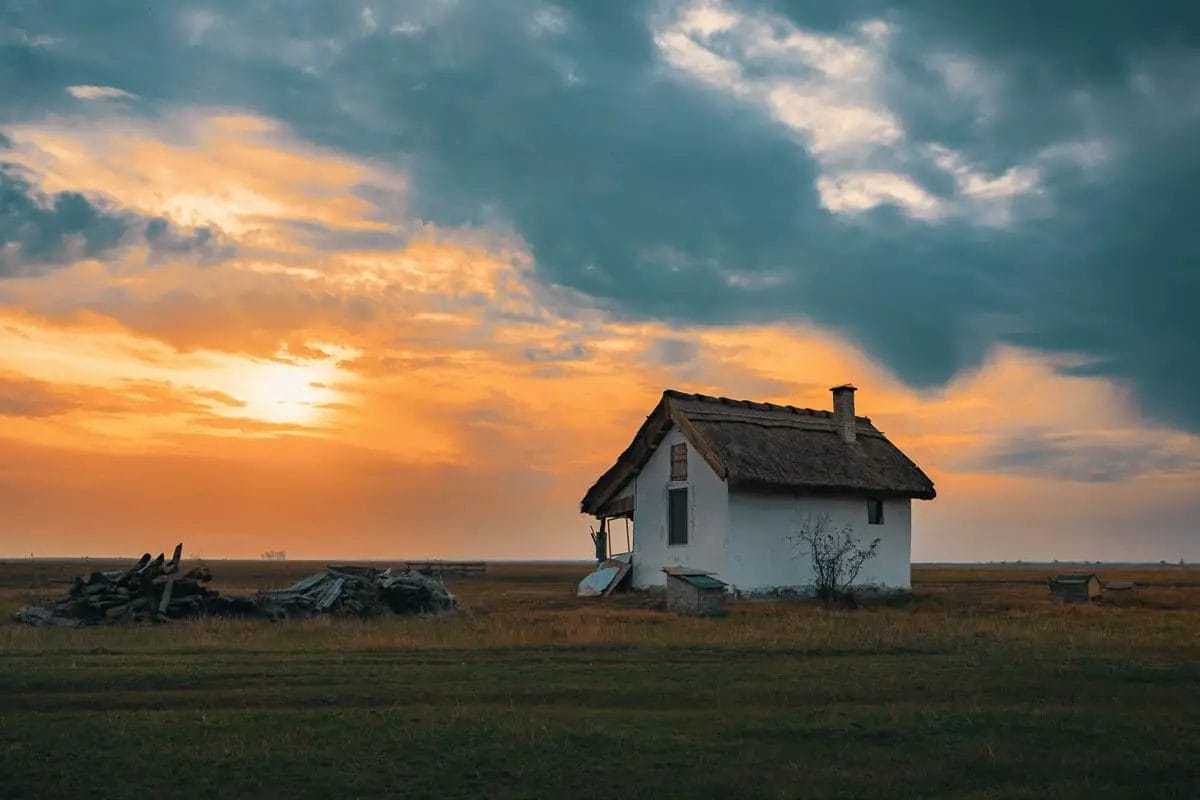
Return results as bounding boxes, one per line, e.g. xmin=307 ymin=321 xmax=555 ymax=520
xmin=585 ymin=396 xmax=673 ymax=513
xmin=668 ymin=402 xmax=727 ymax=480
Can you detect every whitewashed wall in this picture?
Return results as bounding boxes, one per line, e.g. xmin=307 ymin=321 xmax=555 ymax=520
xmin=725 ymin=494 xmax=911 ymax=593
xmin=629 ymin=427 xmax=729 ymax=588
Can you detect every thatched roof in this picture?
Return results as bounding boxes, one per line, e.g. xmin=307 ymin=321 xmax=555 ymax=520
xmin=581 ymin=389 xmax=935 ymax=516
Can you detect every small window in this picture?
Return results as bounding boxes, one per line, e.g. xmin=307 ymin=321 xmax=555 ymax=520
xmin=867 ymin=498 xmax=884 ymax=525
xmin=668 ymin=487 xmax=689 ymax=545
xmin=670 ymin=443 xmax=688 ymax=481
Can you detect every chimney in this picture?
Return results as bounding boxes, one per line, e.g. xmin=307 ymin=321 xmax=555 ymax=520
xmin=830 ymin=384 xmax=857 ymax=443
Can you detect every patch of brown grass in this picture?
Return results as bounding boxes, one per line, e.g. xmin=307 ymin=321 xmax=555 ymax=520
xmin=1 ymin=560 xmax=1198 ymax=658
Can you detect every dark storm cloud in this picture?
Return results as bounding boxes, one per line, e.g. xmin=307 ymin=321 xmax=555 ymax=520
xmin=0 ymin=165 xmax=127 ymax=274
xmin=0 ymin=165 xmax=229 ymax=274
xmin=2 ymin=1 xmax=1198 ymax=427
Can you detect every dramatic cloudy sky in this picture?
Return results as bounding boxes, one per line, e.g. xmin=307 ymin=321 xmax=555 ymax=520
xmin=1 ymin=1 xmax=1197 ymax=560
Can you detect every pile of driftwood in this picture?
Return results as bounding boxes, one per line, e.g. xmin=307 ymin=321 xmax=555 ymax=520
xmin=10 ymin=544 xmax=261 ymax=627
xmin=11 ymin=545 xmax=456 ymax=627
xmin=258 ymin=565 xmax=456 ymax=617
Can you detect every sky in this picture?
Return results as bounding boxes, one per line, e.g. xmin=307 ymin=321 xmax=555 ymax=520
xmin=0 ymin=1 xmax=1197 ymax=561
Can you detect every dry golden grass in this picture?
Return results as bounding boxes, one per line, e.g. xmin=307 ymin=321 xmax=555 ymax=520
xmin=2 ymin=559 xmax=1198 ymax=655
xmin=2 ymin=559 xmax=1198 ymax=798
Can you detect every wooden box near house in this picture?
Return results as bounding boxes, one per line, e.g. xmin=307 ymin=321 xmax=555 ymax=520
xmin=1049 ymin=573 xmax=1101 ymax=603
xmin=1103 ymin=580 xmax=1138 ymax=603
xmin=664 ymin=566 xmax=727 ymax=616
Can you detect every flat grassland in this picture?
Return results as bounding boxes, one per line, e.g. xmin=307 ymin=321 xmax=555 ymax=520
xmin=1 ymin=560 xmax=1198 ymax=799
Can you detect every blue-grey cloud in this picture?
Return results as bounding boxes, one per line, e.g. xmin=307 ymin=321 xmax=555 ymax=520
xmin=1 ymin=1 xmax=1198 ymax=429
xmin=142 ymin=217 xmax=232 ymax=263
xmin=963 ymin=429 xmax=1200 ymax=483
xmin=0 ymin=165 xmax=230 ymax=275
xmin=640 ymin=338 xmax=700 ymax=367
xmin=0 ymin=164 xmax=127 ymax=274
xmin=522 ymin=341 xmax=591 ymax=363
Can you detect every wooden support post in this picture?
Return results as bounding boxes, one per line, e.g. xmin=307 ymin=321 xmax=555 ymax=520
xmin=595 ymin=518 xmax=608 ymax=564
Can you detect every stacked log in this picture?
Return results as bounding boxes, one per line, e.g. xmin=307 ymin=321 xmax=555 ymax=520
xmin=257 ymin=565 xmax=456 ymax=618
xmin=9 ymin=544 xmax=250 ymax=627
xmin=11 ymin=546 xmax=457 ymax=626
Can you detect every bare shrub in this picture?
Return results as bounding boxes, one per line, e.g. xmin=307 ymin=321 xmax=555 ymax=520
xmin=791 ymin=513 xmax=880 ymax=605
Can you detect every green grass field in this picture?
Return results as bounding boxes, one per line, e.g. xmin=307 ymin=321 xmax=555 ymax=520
xmin=2 ymin=560 xmax=1198 ymax=799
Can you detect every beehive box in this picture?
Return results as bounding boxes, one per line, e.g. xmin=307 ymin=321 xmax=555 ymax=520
xmin=663 ymin=566 xmax=727 ymax=615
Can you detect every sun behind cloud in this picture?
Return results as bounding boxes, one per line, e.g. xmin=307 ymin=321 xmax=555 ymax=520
xmin=227 ymin=359 xmax=342 ymax=426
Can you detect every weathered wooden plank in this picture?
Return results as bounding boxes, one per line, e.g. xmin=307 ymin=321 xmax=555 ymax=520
xmin=158 ymin=576 xmax=175 ymax=614
xmin=11 ymin=606 xmax=83 ymax=627
xmin=279 ymin=571 xmax=329 ymax=594
xmin=115 ymin=553 xmax=152 ymax=586
xmin=314 ymin=577 xmax=345 ymax=611
xmin=163 ymin=543 xmax=183 ymax=575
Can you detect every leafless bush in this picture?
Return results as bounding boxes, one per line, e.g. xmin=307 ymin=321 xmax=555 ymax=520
xmin=791 ymin=513 xmax=880 ymax=605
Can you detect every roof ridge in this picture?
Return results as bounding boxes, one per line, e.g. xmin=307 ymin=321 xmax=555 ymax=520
xmin=685 ymin=416 xmax=887 ymax=437
xmin=663 ymin=388 xmax=872 ymax=422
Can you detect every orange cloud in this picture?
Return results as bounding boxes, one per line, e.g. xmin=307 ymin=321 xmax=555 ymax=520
xmin=4 ymin=111 xmax=405 ymax=237
xmin=1 ymin=106 xmax=1198 ymax=561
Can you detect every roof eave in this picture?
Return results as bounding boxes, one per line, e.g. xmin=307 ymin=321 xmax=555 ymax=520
xmin=728 ymin=477 xmax=936 ymax=501
xmin=579 ymin=394 xmax=674 ymax=516
xmin=580 ymin=392 xmax=733 ymax=516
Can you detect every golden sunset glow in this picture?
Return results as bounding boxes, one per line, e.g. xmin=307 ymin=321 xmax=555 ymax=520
xmin=225 ymin=359 xmax=343 ymax=426
xmin=1 ymin=103 xmax=1197 ymax=563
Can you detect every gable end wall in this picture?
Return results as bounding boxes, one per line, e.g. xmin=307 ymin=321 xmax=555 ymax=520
xmin=631 ymin=427 xmax=729 ymax=588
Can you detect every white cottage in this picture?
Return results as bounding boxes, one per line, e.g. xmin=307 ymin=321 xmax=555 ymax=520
xmin=580 ymin=385 xmax=936 ymax=593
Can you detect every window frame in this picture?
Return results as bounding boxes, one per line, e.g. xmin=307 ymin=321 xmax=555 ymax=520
xmin=867 ymin=497 xmax=884 ymax=525
xmin=667 ymin=486 xmax=689 ymax=546
xmin=670 ymin=442 xmax=688 ymax=481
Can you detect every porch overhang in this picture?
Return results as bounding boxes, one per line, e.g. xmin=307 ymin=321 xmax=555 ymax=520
xmin=593 ymin=494 xmax=633 ymax=519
